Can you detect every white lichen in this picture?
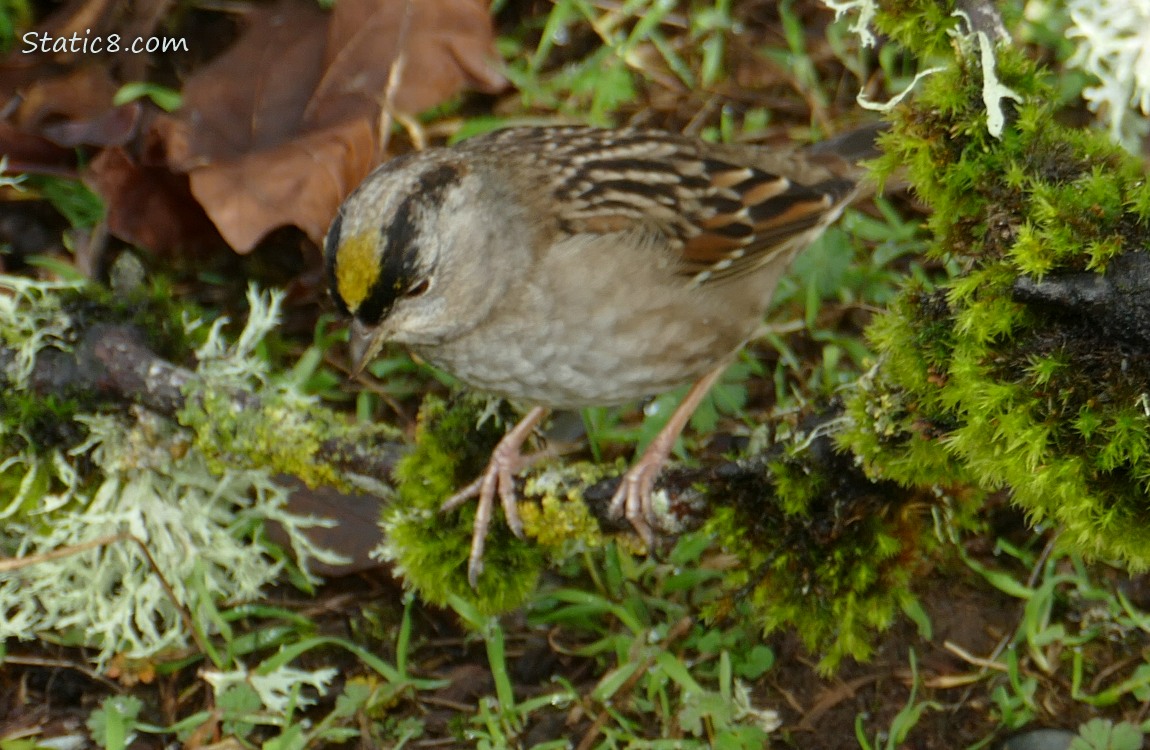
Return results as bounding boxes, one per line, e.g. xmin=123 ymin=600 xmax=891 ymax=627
xmin=203 ymin=663 xmax=339 ymax=713
xmin=1065 ymin=0 xmax=1150 ymax=148
xmin=821 ymin=0 xmax=878 ymax=48
xmin=950 ymin=10 xmax=1023 ymax=140
xmin=0 ymin=275 xmax=82 ymax=386
xmin=0 ymin=278 xmax=344 ymax=666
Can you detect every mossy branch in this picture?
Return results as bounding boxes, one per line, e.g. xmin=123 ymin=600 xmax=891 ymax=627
xmin=5 ymin=320 xmax=404 ymax=486
xmin=840 ymin=1 xmax=1150 ymax=569
xmin=382 ymin=393 xmax=938 ymax=671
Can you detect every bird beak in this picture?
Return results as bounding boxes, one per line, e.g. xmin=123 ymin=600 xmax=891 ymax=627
xmin=349 ymin=319 xmax=388 ymax=377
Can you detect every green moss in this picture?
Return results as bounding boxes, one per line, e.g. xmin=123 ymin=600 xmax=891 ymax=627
xmin=177 ymin=388 xmax=394 ymax=492
xmin=0 ymin=391 xmax=83 ymax=453
xmin=700 ymin=428 xmax=952 ymax=674
xmin=873 ymin=1 xmax=958 ymax=60
xmin=380 ymin=395 xmax=545 ymax=615
xmin=840 ymin=5 xmax=1150 ymax=569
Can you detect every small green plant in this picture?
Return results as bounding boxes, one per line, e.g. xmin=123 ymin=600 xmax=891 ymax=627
xmin=449 ymin=594 xmax=578 ymax=746
xmin=1071 ymin=719 xmax=1145 ymax=750
xmin=962 ymin=541 xmax=1150 ymax=737
xmin=989 ymin=648 xmax=1039 ymax=730
xmin=500 ymin=0 xmax=745 ymax=124
xmin=520 ymin=534 xmax=781 ymax=745
xmin=114 ymin=82 xmax=182 ymax=112
xmin=22 ymin=175 xmax=104 ymax=230
xmin=87 ymin=696 xmax=150 ymax=750
xmin=80 ymin=595 xmax=445 ymax=749
xmin=855 ymin=650 xmax=938 ymax=749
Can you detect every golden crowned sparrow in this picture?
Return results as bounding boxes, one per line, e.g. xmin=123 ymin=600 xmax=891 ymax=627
xmin=325 ymin=124 xmax=881 ymax=587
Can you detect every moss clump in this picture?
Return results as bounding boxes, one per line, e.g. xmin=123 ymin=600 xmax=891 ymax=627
xmin=841 ymin=7 xmax=1150 ymax=568
xmin=703 ymin=419 xmax=957 ymax=674
xmin=379 ymin=394 xmax=545 ymax=615
xmin=0 ymin=392 xmax=85 ymax=455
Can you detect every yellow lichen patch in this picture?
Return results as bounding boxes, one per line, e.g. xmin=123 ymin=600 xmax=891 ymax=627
xmin=519 ymin=494 xmax=604 ymax=549
xmin=520 ymin=465 xmax=609 ymax=550
xmin=334 ymin=233 xmax=381 ymax=312
xmin=179 ymin=388 xmax=360 ymax=493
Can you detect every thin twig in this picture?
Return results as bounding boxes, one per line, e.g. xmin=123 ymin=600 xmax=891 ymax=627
xmin=377 ymin=0 xmax=415 ymax=156
xmin=2 ymin=654 xmax=122 ymax=692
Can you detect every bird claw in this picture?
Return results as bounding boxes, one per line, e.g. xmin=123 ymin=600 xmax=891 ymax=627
xmin=442 ymin=449 xmax=528 ymax=589
xmin=440 ymin=406 xmax=547 ymax=589
xmin=606 ymin=366 xmax=728 ymax=548
xmin=607 ymin=455 xmax=662 ymax=548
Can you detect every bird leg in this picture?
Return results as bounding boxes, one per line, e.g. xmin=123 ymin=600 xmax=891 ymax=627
xmin=608 ymin=365 xmax=727 ymax=545
xmin=441 ymin=405 xmax=550 ymax=588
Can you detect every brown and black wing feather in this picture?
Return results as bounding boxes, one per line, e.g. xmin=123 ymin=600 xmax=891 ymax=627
xmin=469 ymin=126 xmax=858 ymax=284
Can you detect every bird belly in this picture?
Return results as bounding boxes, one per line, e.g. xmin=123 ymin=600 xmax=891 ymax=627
xmin=416 ymin=234 xmax=780 ymax=410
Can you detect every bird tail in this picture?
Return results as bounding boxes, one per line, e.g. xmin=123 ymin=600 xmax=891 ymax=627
xmin=805 ymin=121 xmax=889 ymax=163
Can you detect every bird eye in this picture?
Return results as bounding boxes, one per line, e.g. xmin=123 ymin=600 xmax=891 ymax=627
xmin=405 ymin=278 xmax=431 ymax=298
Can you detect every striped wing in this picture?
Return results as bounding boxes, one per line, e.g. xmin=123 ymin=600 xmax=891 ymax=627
xmin=471 ymin=126 xmax=854 ymax=284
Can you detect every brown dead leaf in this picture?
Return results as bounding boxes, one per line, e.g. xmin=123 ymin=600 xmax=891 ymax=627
xmin=0 ymin=33 xmax=146 ymax=170
xmin=157 ymin=0 xmax=505 ymax=253
xmin=86 ymin=145 xmax=221 ymax=258
xmin=39 ymin=101 xmax=140 ymax=149
xmin=0 ymin=0 xmax=207 ymax=258
xmin=162 ymin=0 xmax=330 ymax=168
xmin=184 ymin=118 xmax=376 ymax=253
xmin=8 ymin=0 xmax=175 ymax=72
xmin=312 ymin=0 xmax=506 ymax=124
xmin=7 ymin=67 xmax=139 ymax=147
xmin=0 ymin=122 xmax=76 ymax=175
xmin=115 ymin=0 xmax=178 ymax=82
xmin=23 ymin=0 xmax=119 ymax=64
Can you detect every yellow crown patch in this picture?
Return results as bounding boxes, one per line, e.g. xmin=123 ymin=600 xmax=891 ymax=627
xmin=335 ymin=233 xmax=381 ymax=313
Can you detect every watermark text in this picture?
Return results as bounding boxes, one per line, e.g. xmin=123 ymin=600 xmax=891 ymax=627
xmin=23 ymin=30 xmax=189 ymax=55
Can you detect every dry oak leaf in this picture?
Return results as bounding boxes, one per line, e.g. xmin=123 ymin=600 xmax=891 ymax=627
xmin=86 ymin=145 xmax=222 ymax=259
xmin=0 ymin=0 xmax=172 ymax=124
xmin=0 ymin=122 xmax=76 ymax=176
xmin=182 ymin=119 xmax=376 ymax=255
xmin=158 ymin=0 xmax=505 ymax=253
xmin=314 ymin=0 xmax=507 ymax=121
xmin=0 ymin=67 xmax=140 ymax=150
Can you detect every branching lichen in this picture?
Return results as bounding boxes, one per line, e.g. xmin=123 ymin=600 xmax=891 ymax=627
xmin=1066 ymin=0 xmax=1150 ymax=148
xmin=0 ymin=278 xmax=352 ymax=665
